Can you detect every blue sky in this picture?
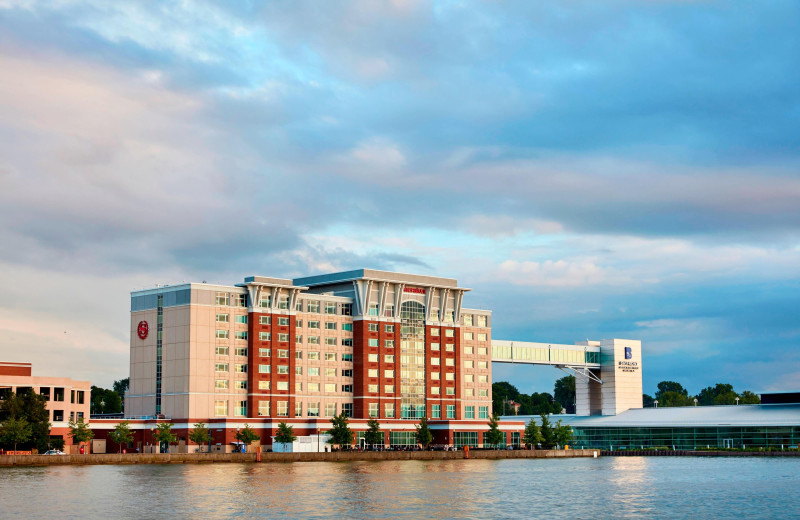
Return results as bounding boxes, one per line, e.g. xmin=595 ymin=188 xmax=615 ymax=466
xmin=0 ymin=1 xmax=798 ymax=394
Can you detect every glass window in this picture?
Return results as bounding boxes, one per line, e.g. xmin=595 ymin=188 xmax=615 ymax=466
xmin=295 ymin=402 xmax=303 ymax=416
xmin=478 ymin=375 xmax=488 ymax=383
xmin=308 ymin=336 xmax=320 ymax=345
xmin=277 ymin=381 xmax=288 ymax=391
xmin=478 ymin=361 xmax=488 ymax=369
xmin=295 ymin=382 xmax=302 ymax=391
xmin=309 ymin=321 xmax=320 ymax=329
xmin=385 ymin=324 xmax=395 ymax=333
xmin=260 ymin=297 xmax=271 ymax=309
xmin=446 ymin=405 xmax=455 ymax=419
xmin=216 ymin=313 xmax=229 ymax=323
xmin=465 ymin=406 xmax=475 ymax=419
xmin=432 ymin=371 xmax=440 ymax=380
xmin=215 ymin=346 xmax=229 ymax=356
xmin=296 ymin=335 xmax=303 ymax=344
xmin=259 ymin=316 xmax=271 ymax=325
xmin=446 ymin=344 xmax=455 ymax=352
xmin=216 ymin=330 xmax=229 ymax=340
xmin=235 ymin=401 xmax=247 ymax=417
xmin=278 ymin=317 xmax=290 ymax=326
xmin=384 ymin=385 xmax=394 ymax=394
xmin=368 ymin=403 xmax=379 ymax=417
xmin=368 ymin=304 xmax=379 ymax=316
xmin=368 ymin=369 xmax=379 ymax=377
xmin=368 ymin=323 xmax=378 ymax=332
xmin=296 ymin=367 xmax=303 ymax=375
xmin=307 ymin=301 xmax=320 ymax=313
xmin=215 ymin=292 xmax=228 ymax=306
xmin=215 ymin=380 xmax=228 ymax=389
xmin=465 ymin=388 xmax=474 ymax=396
xmin=385 ymin=340 xmax=394 ymax=348
xmin=235 ymin=364 xmax=247 ymax=373
xmin=325 ymin=302 xmax=337 ymax=314
xmin=478 ymin=347 xmax=488 ymax=356
xmin=278 ymin=333 xmax=289 ymax=342
xmin=464 ymin=346 xmax=474 ymax=355
xmin=478 ymin=333 xmax=488 ymax=341
xmin=234 ymin=347 xmax=247 ymax=357
xmin=259 ymin=332 xmax=271 ymax=341
xmin=325 ymin=383 xmax=336 ymax=393
xmin=259 ymin=348 xmax=270 ymax=357
xmin=431 ymin=358 xmax=440 ymax=366
xmin=446 ymin=387 xmax=455 ymax=396
xmin=258 ymin=380 xmax=270 ymax=390
xmin=342 ymin=369 xmax=353 ymax=377
xmin=464 ymin=332 xmax=474 ymax=340
xmin=308 ymin=351 xmax=320 ymax=360
xmin=385 ymin=403 xmax=395 ymax=418
xmin=296 ymin=319 xmax=303 ymax=328
xmin=342 ymin=323 xmax=353 ymax=331
xmin=342 ymin=354 xmax=353 ymax=363
xmin=277 ymin=401 xmax=288 ymax=417
xmin=430 ymin=328 xmax=439 ymax=337
xmin=278 ymin=349 xmax=289 ymax=358
xmin=479 ymin=406 xmax=489 ymax=419
xmin=215 ymin=363 xmax=228 ymax=372
xmin=465 ymin=374 xmax=474 ymax=382
xmin=277 ymin=365 xmax=289 ymax=374
xmin=295 ymin=351 xmax=303 ymax=359
xmin=368 ymin=384 xmax=378 ymax=393
xmin=445 ymin=329 xmax=455 ymax=338
xmin=214 ymin=400 xmax=228 ymax=416
xmin=385 ymin=370 xmax=395 ymax=378
xmin=309 ymin=383 xmax=320 ymax=392
xmin=235 ymin=315 xmax=248 ymax=324
xmin=342 ymin=339 xmax=353 ymax=347
xmin=325 ymin=337 xmax=337 ymax=346
xmin=368 ymin=339 xmax=379 ymax=347
xmin=479 ymin=388 xmax=489 ymax=397
xmin=235 ymin=294 xmax=247 ymax=307
xmin=259 ymin=364 xmax=270 ymax=374
xmin=432 ymin=386 xmax=440 ymax=395
xmin=368 ymin=354 xmax=378 ymax=362
xmin=341 ymin=304 xmax=352 ymax=316
xmin=325 ymin=367 xmax=336 ymax=377
xmin=431 ymin=343 xmax=440 ymax=351
xmin=432 ymin=405 xmax=441 ymax=419
xmin=234 ymin=331 xmax=248 ymax=340
xmin=325 ymin=322 xmax=336 ymax=330
xmin=325 ymin=353 xmax=336 ymax=361
xmin=385 ymin=355 xmax=395 ymax=363
xmin=258 ymin=401 xmax=270 ymax=416
xmin=446 ymin=358 xmax=455 ymax=367
xmin=309 ymin=367 xmax=320 ymax=376
xmin=477 ymin=316 xmax=487 ymax=327
xmin=464 ymin=315 xmax=473 ymax=326
xmin=446 ymin=372 xmax=455 ymax=381
xmin=325 ymin=403 xmax=337 ymax=417
xmin=277 ymin=296 xmax=288 ymax=310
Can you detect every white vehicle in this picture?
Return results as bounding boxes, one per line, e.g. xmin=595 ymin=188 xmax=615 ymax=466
xmin=43 ymin=450 xmax=66 ymax=455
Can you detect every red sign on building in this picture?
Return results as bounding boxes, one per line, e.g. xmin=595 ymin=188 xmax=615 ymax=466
xmin=404 ymin=287 xmax=425 ymax=294
xmin=137 ymin=321 xmax=149 ymax=340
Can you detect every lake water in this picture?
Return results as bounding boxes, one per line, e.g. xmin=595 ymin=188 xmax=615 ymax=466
xmin=1 ymin=457 xmax=798 ymax=519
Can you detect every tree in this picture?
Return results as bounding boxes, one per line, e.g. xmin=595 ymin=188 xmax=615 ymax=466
xmin=274 ymin=421 xmax=296 ymax=444
xmin=738 ymin=391 xmax=761 ymax=404
xmin=0 ymin=417 xmax=32 ymax=453
xmin=522 ymin=419 xmax=542 ymax=449
xmin=655 ymin=381 xmax=688 ymax=399
xmin=554 ymin=376 xmax=576 ymax=414
xmin=696 ymin=383 xmax=735 ymax=406
xmin=68 ymin=417 xmax=94 ymax=451
xmin=530 ymin=392 xmax=562 ymax=415
xmin=90 ymin=386 xmax=122 ymax=414
xmin=658 ymin=391 xmax=693 ymax=407
xmin=643 ymin=394 xmax=655 ymax=407
xmin=364 ymin=418 xmax=383 ymax=447
xmin=327 ymin=412 xmax=354 ymax=448
xmin=108 ymin=421 xmax=134 ymax=453
xmin=235 ymin=424 xmax=260 ymax=452
xmin=485 ymin=413 xmax=504 ymax=448
xmin=0 ymin=389 xmax=51 ymax=452
xmin=113 ymin=378 xmax=129 ymax=412
xmin=492 ymin=381 xmax=521 ymax=415
xmin=189 ymin=422 xmax=211 ymax=449
xmin=539 ymin=414 xmax=556 ymax=449
xmin=152 ymin=422 xmax=176 ymax=452
xmin=415 ymin=417 xmax=433 ymax=449
xmin=553 ymin=420 xmax=573 ymax=448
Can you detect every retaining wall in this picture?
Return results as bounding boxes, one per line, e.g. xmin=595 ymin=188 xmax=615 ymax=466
xmin=602 ymin=450 xmax=800 ymax=457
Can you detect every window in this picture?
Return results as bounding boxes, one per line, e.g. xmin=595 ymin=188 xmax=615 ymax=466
xmin=259 ymin=348 xmax=270 ymax=357
xmin=215 ymin=346 xmax=229 ymax=356
xmin=295 ymin=351 xmax=303 ymax=359
xmin=215 ymin=292 xmax=228 ymax=306
xmin=464 ymin=315 xmax=473 ymax=326
xmin=278 ymin=349 xmax=289 ymax=358
xmin=446 ymin=405 xmax=455 ymax=419
xmin=278 ymin=317 xmax=290 ymax=326
xmin=385 ymin=324 xmax=395 ymax=333
xmin=308 ymin=351 xmax=320 ymax=360
xmin=384 ymin=340 xmax=394 ymax=348
xmin=308 ymin=403 xmax=320 ymax=417
xmin=278 ymin=365 xmax=289 ymax=374
xmin=259 ymin=364 xmax=270 ymax=374
xmin=277 ymin=401 xmax=288 ymax=417
xmin=430 ymin=309 xmax=439 ymax=320
xmin=465 ymin=406 xmax=475 ymax=419
xmin=446 ymin=387 xmax=455 ymax=396
xmin=431 ymin=343 xmax=440 ymax=351
xmin=385 ymin=370 xmax=395 ymax=378
xmin=215 ymin=379 xmax=229 ymax=389
xmin=384 ymin=385 xmax=394 ymax=394
xmin=368 ymin=304 xmax=379 ymax=316
xmin=431 ymin=328 xmax=439 ymax=337
xmin=477 ymin=316 xmax=487 ymax=327
xmin=342 ymin=354 xmax=353 ymax=363
xmin=465 ymin=388 xmax=474 ymax=396
xmin=368 ymin=369 xmax=379 ymax=378
xmin=277 ymin=296 xmax=288 ymax=310
xmin=342 ymin=369 xmax=353 ymax=377
xmin=325 ymin=322 xmax=336 ymax=330
xmin=325 ymin=302 xmax=337 ymax=314
xmin=308 ymin=321 xmax=320 ymax=329
xmin=53 ymin=410 xmax=64 ymax=421
xmin=368 ymin=353 xmax=378 ymax=362
xmin=464 ymin=332 xmax=474 ymax=341
xmin=295 ymin=382 xmax=303 ymax=392
xmin=325 ymin=337 xmax=337 ymax=346
xmin=235 ymin=364 xmax=247 ymax=373
xmin=296 ymin=335 xmax=303 ymax=344
xmin=216 ymin=330 xmax=229 ymax=340
xmin=343 ymin=403 xmax=354 ymax=417
xmin=368 ymin=403 xmax=379 ymax=417
xmin=325 ymin=368 xmax=336 ymax=377
xmin=464 ymin=346 xmax=474 ymax=355
xmin=478 ymin=347 xmax=488 ymax=356
xmin=258 ymin=401 xmax=270 ymax=416
xmin=445 ymin=329 xmax=455 ymax=338
xmin=258 ymin=380 xmax=270 ymax=390
xmin=296 ymin=319 xmax=303 ymax=328
xmin=432 ymin=405 xmax=441 ymax=418
xmin=431 ymin=358 xmax=440 ymax=366
xmin=216 ymin=313 xmax=229 ymax=323
xmin=432 ymin=371 xmax=440 ymax=380
xmin=259 ymin=332 xmax=271 ymax=341
xmin=309 ymin=367 xmax=320 ymax=376
xmin=465 ymin=361 xmax=475 ymax=370
xmin=259 ymin=316 xmax=271 ymax=325
xmin=368 ymin=384 xmax=378 ymax=393
xmin=235 ymin=401 xmax=247 ymax=416
xmin=215 ymin=363 xmax=229 ymax=372
xmin=308 ymin=336 xmax=320 ymax=345
xmin=342 ymin=323 xmax=353 ymax=331
xmin=235 ymin=294 xmax=247 ymax=307
xmin=309 ymin=383 xmax=320 ymax=392
xmin=446 ymin=358 xmax=455 ymax=367
xmin=385 ymin=355 xmax=395 ymax=363
xmin=478 ymin=333 xmax=488 ymax=341
xmin=260 ymin=297 xmax=271 ymax=308
xmin=342 ymin=339 xmax=353 ymax=347
xmin=478 ymin=361 xmax=488 ymax=369
xmin=479 ymin=406 xmax=489 ymax=419
xmin=277 ymin=381 xmax=289 ymax=391
xmin=431 ymin=386 xmax=440 ymax=395
xmin=235 ymin=347 xmax=247 ymax=357
xmin=341 ymin=304 xmax=352 ymax=316
xmin=295 ymin=402 xmax=303 ymax=416
xmin=215 ymin=400 xmax=228 ymax=416
xmin=296 ymin=367 xmax=303 ymax=375
xmin=235 ymin=315 xmax=248 ymax=324
xmin=478 ymin=375 xmax=488 ymax=383
xmin=325 ymin=403 xmax=337 ymax=417
xmin=446 ymin=344 xmax=455 ymax=352
xmin=385 ymin=403 xmax=395 ymax=418
xmin=368 ymin=339 xmax=379 ymax=347
xmin=465 ymin=374 xmax=474 ymax=383
xmin=325 ymin=352 xmax=336 ymax=361
xmin=307 ymin=301 xmax=320 ymax=313
xmin=234 ymin=331 xmax=248 ymax=340
xmin=479 ymin=388 xmax=489 ymax=397
xmin=368 ymin=323 xmax=378 ymax=332
xmin=325 ymin=383 xmax=336 ymax=393
xmin=446 ymin=372 xmax=455 ymax=381
xmin=278 ymin=333 xmax=289 ymax=342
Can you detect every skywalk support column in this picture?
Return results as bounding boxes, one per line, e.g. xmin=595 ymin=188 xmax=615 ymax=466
xmin=600 ymin=339 xmax=643 ymax=415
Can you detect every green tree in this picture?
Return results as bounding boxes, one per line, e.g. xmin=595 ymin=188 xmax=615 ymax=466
xmin=696 ymin=383 xmax=735 ymax=406
xmin=539 ymin=414 xmax=556 ymax=449
xmin=738 ymin=390 xmax=761 ymax=404
xmin=0 ymin=417 xmax=32 ymax=452
xmin=492 ymin=381 xmax=522 ymax=415
xmin=658 ymin=391 xmax=693 ymax=407
xmin=327 ymin=412 xmax=354 ymax=448
xmin=274 ymin=421 xmax=296 ymax=444
xmin=0 ymin=389 xmax=51 ymax=452
xmin=68 ymin=416 xmax=94 ymax=452
xmin=643 ymin=394 xmax=655 ymax=407
xmin=113 ymin=378 xmax=129 ymax=412
xmin=108 ymin=421 xmax=134 ymax=453
xmin=553 ymin=420 xmax=573 ymax=448
xmin=530 ymin=392 xmax=562 ymax=415
xmin=152 ymin=422 xmax=176 ymax=452
xmin=415 ymin=417 xmax=433 ymax=449
xmin=655 ymin=381 xmax=688 ymax=399
xmin=364 ymin=418 xmax=383 ymax=447
xmin=522 ymin=419 xmax=542 ymax=449
xmin=235 ymin=424 xmax=260 ymax=451
xmin=485 ymin=413 xmax=504 ymax=448
xmin=189 ymin=422 xmax=211 ymax=450
xmin=554 ymin=376 xmax=576 ymax=414
xmin=90 ymin=386 xmax=122 ymax=414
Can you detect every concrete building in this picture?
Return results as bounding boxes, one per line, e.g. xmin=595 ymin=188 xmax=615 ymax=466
xmin=0 ymin=362 xmax=91 ymax=451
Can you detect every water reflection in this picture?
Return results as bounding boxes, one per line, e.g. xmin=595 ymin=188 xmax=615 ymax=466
xmin=1 ymin=458 xmax=798 ymax=519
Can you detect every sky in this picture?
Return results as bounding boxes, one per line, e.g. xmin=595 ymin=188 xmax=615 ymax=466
xmin=0 ymin=0 xmax=798 ymax=395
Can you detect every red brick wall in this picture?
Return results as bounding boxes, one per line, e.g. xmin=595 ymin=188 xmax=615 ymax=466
xmin=0 ymin=363 xmax=32 ymax=377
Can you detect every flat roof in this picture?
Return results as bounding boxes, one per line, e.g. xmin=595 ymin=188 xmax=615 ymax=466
xmin=502 ymin=404 xmax=800 ymax=428
xmin=293 ymin=269 xmax=467 ymax=290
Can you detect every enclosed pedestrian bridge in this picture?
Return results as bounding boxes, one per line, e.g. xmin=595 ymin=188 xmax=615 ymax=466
xmin=491 ymin=338 xmax=644 ymax=416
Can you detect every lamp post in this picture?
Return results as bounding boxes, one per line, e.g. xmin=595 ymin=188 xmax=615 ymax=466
xmin=694 ymin=398 xmax=698 ymax=407
xmin=654 ymin=400 xmax=658 ymax=409
xmin=735 ymin=397 xmax=740 ymax=406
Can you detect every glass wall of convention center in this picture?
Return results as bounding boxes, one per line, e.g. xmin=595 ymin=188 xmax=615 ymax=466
xmin=454 ymin=432 xmax=478 ymax=448
xmin=390 ymin=431 xmax=416 ymax=447
xmin=572 ymin=426 xmax=800 ymax=450
xmin=491 ymin=344 xmax=600 ymax=365
xmin=400 ymin=301 xmax=426 ymax=420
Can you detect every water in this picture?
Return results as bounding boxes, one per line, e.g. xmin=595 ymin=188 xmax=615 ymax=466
xmin=1 ymin=457 xmax=798 ymax=519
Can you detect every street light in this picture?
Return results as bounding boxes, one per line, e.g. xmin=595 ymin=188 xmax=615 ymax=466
xmin=654 ymin=400 xmax=659 ymax=409
xmin=735 ymin=397 xmax=740 ymax=406
xmin=694 ymin=398 xmax=698 ymax=407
